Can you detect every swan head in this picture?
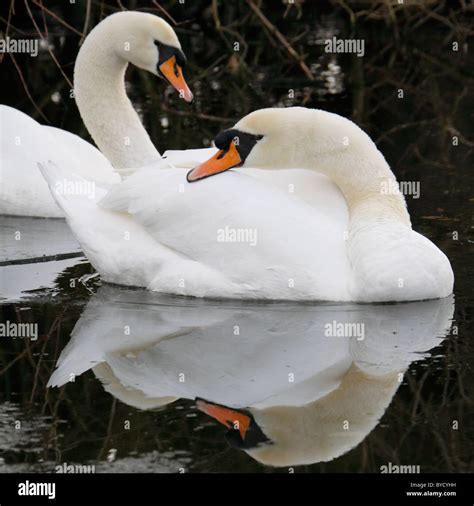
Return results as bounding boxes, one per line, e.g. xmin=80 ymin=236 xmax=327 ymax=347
xmin=196 ymin=399 xmax=272 ymax=451
xmin=187 ymin=107 xmax=384 ymax=182
xmin=196 ymin=365 xmax=401 ymax=467
xmin=101 ymin=12 xmax=193 ymax=102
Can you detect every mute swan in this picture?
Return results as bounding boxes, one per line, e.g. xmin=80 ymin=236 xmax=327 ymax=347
xmin=48 ymin=285 xmax=454 ymax=466
xmin=40 ymin=107 xmax=453 ymax=302
xmin=0 ymin=105 xmax=119 ymax=217
xmin=186 ymin=107 xmax=454 ymax=301
xmin=1 ymin=11 xmax=196 ymax=218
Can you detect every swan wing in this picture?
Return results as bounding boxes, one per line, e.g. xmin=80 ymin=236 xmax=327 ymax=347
xmin=151 ymin=148 xmax=343 ymax=212
xmin=156 ymin=147 xmax=346 ymax=212
xmin=39 ymin=161 xmax=242 ymax=297
xmin=100 ymin=168 xmax=351 ymax=300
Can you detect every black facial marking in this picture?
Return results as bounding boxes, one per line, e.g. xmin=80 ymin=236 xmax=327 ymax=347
xmin=155 ymin=41 xmax=186 ymax=71
xmin=214 ymin=128 xmax=263 ymax=165
xmin=225 ymin=413 xmax=273 ymax=451
xmin=196 ymin=398 xmax=272 ymax=450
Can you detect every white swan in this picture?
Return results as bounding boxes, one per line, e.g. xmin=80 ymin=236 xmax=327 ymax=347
xmin=40 ymin=106 xmax=454 ymax=302
xmin=74 ymin=11 xmax=194 ymax=170
xmin=185 ymin=107 xmax=454 ymax=302
xmin=1 ymin=11 xmax=197 ymax=218
xmin=48 ymin=285 xmax=454 ymax=466
xmin=0 ymin=105 xmax=118 ymax=217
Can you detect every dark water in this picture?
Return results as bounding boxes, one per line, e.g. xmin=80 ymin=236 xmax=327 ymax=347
xmin=0 ymin=1 xmax=473 ymax=473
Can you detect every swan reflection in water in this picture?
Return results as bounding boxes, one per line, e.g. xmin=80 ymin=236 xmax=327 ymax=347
xmin=48 ymin=286 xmax=454 ymax=467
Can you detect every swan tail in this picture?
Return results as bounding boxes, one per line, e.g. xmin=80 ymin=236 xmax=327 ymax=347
xmin=48 ymin=355 xmax=97 ymax=388
xmin=38 ymin=160 xmax=126 ymax=278
xmin=38 ymin=160 xmax=107 ymax=211
xmin=39 ymin=161 xmax=176 ymax=288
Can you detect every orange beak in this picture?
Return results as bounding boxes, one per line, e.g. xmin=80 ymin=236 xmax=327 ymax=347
xmin=159 ymin=55 xmax=193 ymax=103
xmin=196 ymin=399 xmax=251 ymax=440
xmin=187 ymin=142 xmax=241 ymax=182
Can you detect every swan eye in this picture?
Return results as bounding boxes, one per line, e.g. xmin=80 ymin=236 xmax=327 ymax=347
xmin=154 ymin=41 xmax=186 ymax=69
xmin=214 ymin=129 xmax=264 ymax=163
xmin=216 ymin=148 xmax=228 ymax=160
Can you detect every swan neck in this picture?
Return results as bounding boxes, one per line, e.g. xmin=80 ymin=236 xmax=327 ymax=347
xmin=74 ymin=26 xmax=161 ymax=169
xmin=300 ymin=134 xmax=411 ymax=227
xmin=341 ymin=175 xmax=412 ymax=228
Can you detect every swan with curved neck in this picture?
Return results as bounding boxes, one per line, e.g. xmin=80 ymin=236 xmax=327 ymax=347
xmin=1 ymin=12 xmax=195 ymax=218
xmin=40 ymin=107 xmax=453 ymax=302
xmin=188 ymin=108 xmax=409 ymax=224
xmin=75 ymin=11 xmax=193 ymax=170
xmin=187 ymin=107 xmax=453 ymax=301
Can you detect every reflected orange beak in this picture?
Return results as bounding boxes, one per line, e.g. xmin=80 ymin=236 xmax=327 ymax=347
xmin=196 ymin=399 xmax=251 ymax=440
xmin=187 ymin=142 xmax=241 ymax=182
xmin=159 ymin=55 xmax=193 ymax=103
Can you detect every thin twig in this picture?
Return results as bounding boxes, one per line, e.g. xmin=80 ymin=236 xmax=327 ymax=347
xmin=152 ymin=0 xmax=178 ymax=26
xmin=24 ymin=0 xmax=73 ymax=89
xmin=246 ymin=0 xmax=314 ymax=81
xmin=161 ymin=102 xmax=233 ymax=124
xmin=9 ymin=53 xmax=49 ymax=122
xmin=211 ymin=0 xmax=249 ymax=59
xmin=37 ymin=0 xmax=49 ymax=38
xmin=79 ymin=0 xmax=92 ymax=45
xmin=47 ymin=47 xmax=73 ymax=89
xmin=31 ymin=0 xmax=83 ymax=36
xmin=189 ymin=54 xmax=228 ymax=85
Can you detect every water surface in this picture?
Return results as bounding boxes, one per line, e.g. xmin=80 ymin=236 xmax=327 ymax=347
xmin=1 ymin=1 xmax=473 ymax=473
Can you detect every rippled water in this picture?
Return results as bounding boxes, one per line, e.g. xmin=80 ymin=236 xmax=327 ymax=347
xmin=1 ymin=2 xmax=473 ymax=474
